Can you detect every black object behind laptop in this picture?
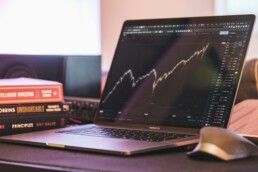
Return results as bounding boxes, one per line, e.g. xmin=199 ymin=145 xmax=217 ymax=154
xmin=0 ymin=15 xmax=255 ymax=155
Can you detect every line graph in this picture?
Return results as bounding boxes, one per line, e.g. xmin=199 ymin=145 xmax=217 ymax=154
xmin=102 ymin=43 xmax=210 ymax=103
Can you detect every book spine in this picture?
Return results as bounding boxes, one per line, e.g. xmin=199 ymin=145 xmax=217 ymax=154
xmin=0 ymin=86 xmax=64 ymax=104
xmin=0 ymin=102 xmax=72 ymax=116
xmin=0 ymin=114 xmax=68 ymax=136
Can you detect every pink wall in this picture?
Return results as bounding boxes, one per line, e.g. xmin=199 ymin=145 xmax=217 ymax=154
xmin=101 ymin=0 xmax=215 ymax=71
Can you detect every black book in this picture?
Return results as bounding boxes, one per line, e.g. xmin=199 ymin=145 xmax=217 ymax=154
xmin=0 ymin=113 xmax=69 ymax=136
xmin=0 ymin=102 xmax=71 ymax=116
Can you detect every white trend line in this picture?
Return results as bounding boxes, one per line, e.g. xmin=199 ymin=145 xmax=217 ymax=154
xmin=102 ymin=43 xmax=209 ymax=103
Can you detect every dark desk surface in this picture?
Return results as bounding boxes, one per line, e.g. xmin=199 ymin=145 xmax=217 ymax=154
xmin=0 ymin=142 xmax=258 ymax=172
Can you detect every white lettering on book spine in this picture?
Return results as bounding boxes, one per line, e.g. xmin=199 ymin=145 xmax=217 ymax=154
xmin=0 ymin=92 xmax=17 ymax=98
xmin=42 ymin=90 xmax=53 ymax=97
xmin=12 ymin=123 xmax=34 ymax=129
xmin=17 ymin=92 xmax=34 ymax=97
xmin=0 ymin=108 xmax=15 ymax=113
xmin=46 ymin=105 xmax=61 ymax=112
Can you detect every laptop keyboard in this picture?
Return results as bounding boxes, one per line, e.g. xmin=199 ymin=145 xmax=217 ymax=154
xmin=58 ymin=126 xmax=194 ymax=142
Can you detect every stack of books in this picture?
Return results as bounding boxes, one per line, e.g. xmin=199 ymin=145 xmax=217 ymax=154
xmin=0 ymin=77 xmax=71 ymax=136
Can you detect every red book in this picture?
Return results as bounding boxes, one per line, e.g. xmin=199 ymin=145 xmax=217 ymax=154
xmin=0 ymin=77 xmax=64 ymax=104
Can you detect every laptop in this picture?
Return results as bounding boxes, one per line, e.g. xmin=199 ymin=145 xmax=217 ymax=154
xmin=0 ymin=14 xmax=255 ymax=155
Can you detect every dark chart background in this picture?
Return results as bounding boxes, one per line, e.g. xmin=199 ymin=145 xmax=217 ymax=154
xmin=98 ymin=18 xmax=253 ymax=128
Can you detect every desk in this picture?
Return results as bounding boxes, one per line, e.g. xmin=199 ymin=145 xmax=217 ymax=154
xmin=1 ymin=100 xmax=258 ymax=172
xmin=0 ymin=142 xmax=258 ymax=172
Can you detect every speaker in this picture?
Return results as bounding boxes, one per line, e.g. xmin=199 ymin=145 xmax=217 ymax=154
xmin=63 ymin=55 xmax=101 ymax=98
xmin=0 ymin=54 xmax=101 ymax=98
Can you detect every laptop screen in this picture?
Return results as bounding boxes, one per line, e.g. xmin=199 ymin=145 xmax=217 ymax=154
xmin=98 ymin=15 xmax=255 ymax=129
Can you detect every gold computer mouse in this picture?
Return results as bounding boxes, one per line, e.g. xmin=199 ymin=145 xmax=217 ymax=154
xmin=187 ymin=127 xmax=258 ymax=161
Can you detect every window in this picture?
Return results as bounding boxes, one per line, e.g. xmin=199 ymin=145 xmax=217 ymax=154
xmin=215 ymin=0 xmax=258 ymax=35
xmin=0 ymin=0 xmax=100 ymax=55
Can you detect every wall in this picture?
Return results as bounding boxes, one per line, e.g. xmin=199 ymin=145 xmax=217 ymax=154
xmin=101 ymin=0 xmax=214 ymax=71
xmin=215 ymin=0 xmax=258 ymax=62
